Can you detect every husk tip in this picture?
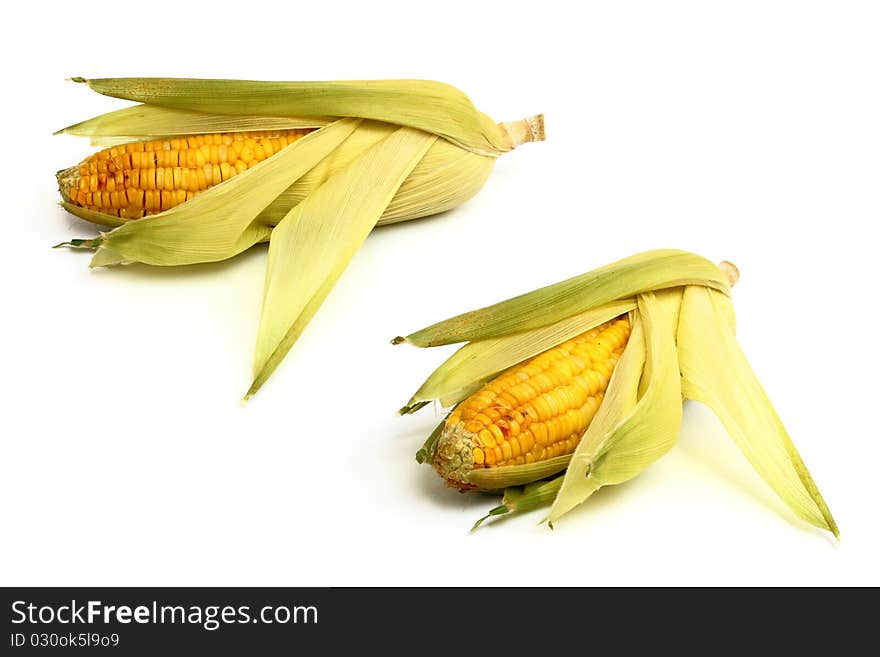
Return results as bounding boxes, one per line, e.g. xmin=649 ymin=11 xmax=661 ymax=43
xmin=243 ymin=377 xmax=264 ymax=402
xmin=54 ymin=237 xmax=102 ymax=251
xmin=390 ymin=335 xmax=408 ymax=345
xmin=471 ymin=505 xmax=509 ymax=532
xmin=828 ymin=519 xmax=840 ymax=542
xmin=718 ymin=260 xmax=740 ymax=288
xmin=398 ymin=399 xmax=430 ymax=416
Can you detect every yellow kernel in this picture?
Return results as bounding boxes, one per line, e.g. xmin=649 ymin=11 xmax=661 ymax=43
xmin=531 ymin=423 xmax=548 ymax=445
xmin=489 ymin=424 xmax=505 ymax=444
xmin=501 ymin=441 xmax=512 ymax=462
xmin=464 ymin=421 xmax=483 ymax=434
xmin=473 ymin=413 xmax=493 ymax=426
xmin=125 ymin=188 xmax=143 ymax=208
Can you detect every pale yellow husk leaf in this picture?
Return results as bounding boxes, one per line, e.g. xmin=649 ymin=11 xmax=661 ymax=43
xmin=247 ymin=127 xmax=437 ymax=397
xmin=465 ymin=455 xmax=572 ymax=490
xmin=398 ymin=250 xmax=728 ymax=347
xmin=254 ymin=122 xmax=496 ymax=227
xmin=676 ymin=285 xmax=838 ymax=537
xmin=55 ymin=103 xmax=331 ymax=145
xmin=72 ymin=77 xmax=513 ymax=156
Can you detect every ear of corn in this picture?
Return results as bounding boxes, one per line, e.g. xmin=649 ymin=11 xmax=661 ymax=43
xmin=677 ymin=285 xmax=839 ymax=538
xmin=70 ymin=77 xmax=529 ymax=156
xmin=394 ymin=249 xmax=729 ymax=348
xmin=431 ymin=317 xmax=632 ymax=489
xmin=56 ymin=78 xmax=543 ymax=395
xmin=398 ymin=250 xmax=837 ymax=536
xmin=247 ymin=127 xmax=437 ymax=398
xmin=60 ymin=120 xmax=497 ymax=232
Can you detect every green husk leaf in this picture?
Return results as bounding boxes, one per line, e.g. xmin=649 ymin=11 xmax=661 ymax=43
xmin=58 ymin=202 xmax=126 ymax=229
xmin=472 ymin=475 xmax=564 ymax=531
xmin=549 ymin=290 xmax=684 ymax=522
xmin=73 ymin=77 xmax=511 ymax=156
xmin=55 ymin=104 xmax=330 ymax=143
xmin=399 ymin=250 xmax=728 ymax=347
xmin=85 ymin=119 xmax=360 ymax=267
xmin=676 ymin=285 xmax=838 ymax=537
xmin=246 ymin=127 xmax=437 ymax=397
xmin=465 ymin=455 xmax=572 ymax=490
xmin=400 ymin=299 xmax=636 ymax=413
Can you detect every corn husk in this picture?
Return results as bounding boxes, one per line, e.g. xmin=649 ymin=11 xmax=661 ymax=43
xmin=676 ymin=285 xmax=838 ymax=537
xmin=247 ymin=127 xmax=437 ymax=397
xmin=55 ymin=78 xmax=543 ymax=396
xmin=397 ymin=250 xmax=838 ymax=537
xmin=395 ymin=249 xmax=728 ymax=347
xmin=68 ymin=77 xmax=521 ymax=156
xmin=56 ymin=104 xmax=332 ymax=146
xmin=471 ymin=476 xmax=564 ymax=531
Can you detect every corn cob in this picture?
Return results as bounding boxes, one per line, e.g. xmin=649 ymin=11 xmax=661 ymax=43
xmin=397 ymin=250 xmax=838 ymax=538
xmin=58 ymin=129 xmax=312 ymax=218
xmin=435 ymin=318 xmax=631 ymax=488
xmin=54 ymin=78 xmax=545 ymax=398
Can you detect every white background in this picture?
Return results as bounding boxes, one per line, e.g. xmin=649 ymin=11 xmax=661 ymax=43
xmin=2 ymin=1 xmax=877 ymax=586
